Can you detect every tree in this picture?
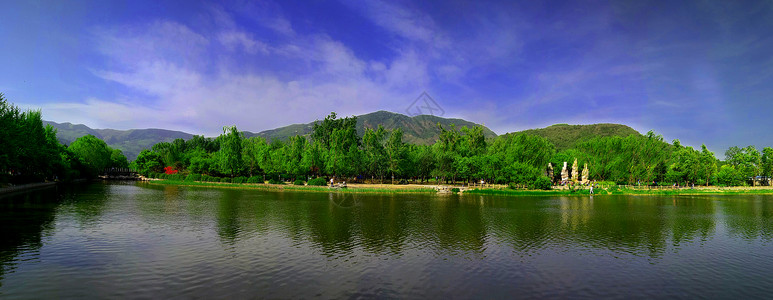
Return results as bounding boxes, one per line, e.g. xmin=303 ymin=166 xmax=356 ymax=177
xmin=131 ymin=149 xmax=164 ymax=176
xmin=762 ymin=147 xmax=773 ymax=178
xmin=111 ymin=149 xmax=129 ymax=168
xmin=242 ymin=137 xmax=267 ymax=176
xmin=385 ymin=128 xmax=406 ymax=183
xmin=698 ymin=145 xmax=718 ymax=186
xmin=69 ymin=134 xmax=113 ymax=177
xmin=285 ymin=135 xmax=309 ymax=180
xmin=362 ymin=126 xmax=387 ymax=182
xmin=219 ymin=125 xmax=244 ymax=177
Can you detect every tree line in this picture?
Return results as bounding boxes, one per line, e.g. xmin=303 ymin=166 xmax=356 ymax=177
xmin=3 ymin=90 xmax=771 ymax=188
xmin=1 ymin=93 xmax=128 ymax=184
xmin=132 ymin=112 xmax=773 ymax=188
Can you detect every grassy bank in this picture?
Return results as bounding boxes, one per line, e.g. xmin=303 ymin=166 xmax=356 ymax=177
xmin=466 ymin=186 xmax=773 ymax=196
xmin=144 ymin=179 xmax=773 ymax=196
xmin=145 ymin=179 xmax=437 ymax=194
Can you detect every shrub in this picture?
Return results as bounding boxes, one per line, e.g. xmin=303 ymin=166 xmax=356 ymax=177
xmin=247 ymin=176 xmax=262 ymax=183
xmin=233 ymin=176 xmax=247 ymax=184
xmin=268 ymin=178 xmax=285 ymax=185
xmin=398 ymin=179 xmax=408 ymax=185
xmin=185 ymin=174 xmax=201 ymax=182
xmin=451 ymin=188 xmax=460 ymax=193
xmin=220 ymin=177 xmax=231 ymax=183
xmin=308 ymin=177 xmax=327 ymax=186
xmin=529 ymin=176 xmax=552 ymax=190
xmin=293 ymin=179 xmax=305 ymax=185
xmin=508 ymin=182 xmax=524 ymax=189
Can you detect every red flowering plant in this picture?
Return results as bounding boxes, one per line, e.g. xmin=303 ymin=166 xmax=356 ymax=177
xmin=164 ymin=166 xmax=179 ymax=175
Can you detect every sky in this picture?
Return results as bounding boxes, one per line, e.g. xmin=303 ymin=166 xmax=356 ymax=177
xmin=2 ymin=0 xmax=772 ymax=155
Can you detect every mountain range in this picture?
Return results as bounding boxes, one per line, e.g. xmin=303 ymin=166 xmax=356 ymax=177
xmin=45 ymin=111 xmax=640 ymax=160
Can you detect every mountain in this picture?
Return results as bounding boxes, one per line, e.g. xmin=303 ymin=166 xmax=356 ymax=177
xmin=245 ymin=111 xmax=498 ymax=145
xmin=44 ymin=111 xmax=496 ymax=160
xmin=44 ymin=121 xmax=193 ymax=161
xmin=44 ymin=112 xmax=638 ymax=162
xmin=508 ymin=123 xmax=641 ymax=151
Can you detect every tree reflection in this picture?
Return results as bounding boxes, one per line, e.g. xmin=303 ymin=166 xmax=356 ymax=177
xmin=0 ymin=187 xmax=62 ymax=287
xmin=721 ymin=195 xmax=773 ymax=241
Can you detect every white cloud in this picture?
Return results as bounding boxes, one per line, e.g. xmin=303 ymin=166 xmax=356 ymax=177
xmin=41 ymin=10 xmax=435 ymax=136
xmin=218 ymin=31 xmax=269 ymax=54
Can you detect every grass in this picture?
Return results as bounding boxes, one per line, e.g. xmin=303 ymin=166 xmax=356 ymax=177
xmin=146 ymin=179 xmax=773 ymax=197
xmin=146 ymin=179 xmax=437 ymax=194
xmin=466 ymin=186 xmax=773 ymax=196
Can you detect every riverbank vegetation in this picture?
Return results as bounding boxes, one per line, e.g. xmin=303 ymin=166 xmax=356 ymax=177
xmin=145 ymin=179 xmax=436 ymax=194
xmin=3 ymin=90 xmax=772 ymax=190
xmin=131 ymin=112 xmax=772 ymax=189
xmin=1 ymin=94 xmax=128 ymax=185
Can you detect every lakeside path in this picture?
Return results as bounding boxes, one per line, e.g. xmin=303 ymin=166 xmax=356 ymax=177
xmin=142 ymin=179 xmax=773 ymax=196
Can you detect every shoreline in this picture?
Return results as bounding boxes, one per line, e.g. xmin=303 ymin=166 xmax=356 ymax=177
xmin=0 ymin=182 xmax=58 ymax=196
xmin=141 ymin=179 xmax=773 ymax=196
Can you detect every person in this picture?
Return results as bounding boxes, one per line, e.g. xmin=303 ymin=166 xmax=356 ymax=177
xmin=330 ymin=178 xmax=334 ymax=187
xmin=590 ymin=184 xmax=594 ymax=194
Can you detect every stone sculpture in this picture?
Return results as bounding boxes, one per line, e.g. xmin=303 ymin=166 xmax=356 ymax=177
xmin=571 ymin=158 xmax=578 ymax=182
xmin=561 ymin=162 xmax=569 ymax=183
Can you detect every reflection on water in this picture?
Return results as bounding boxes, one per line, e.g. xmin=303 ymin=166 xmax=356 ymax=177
xmin=2 ymin=183 xmax=773 ymax=298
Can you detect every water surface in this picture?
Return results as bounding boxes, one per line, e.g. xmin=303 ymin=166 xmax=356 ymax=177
xmin=2 ymin=182 xmax=773 ymax=298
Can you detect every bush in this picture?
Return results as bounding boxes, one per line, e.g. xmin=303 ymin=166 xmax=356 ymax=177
xmin=529 ymin=176 xmax=552 ymax=190
xmin=247 ymin=176 xmax=262 ymax=183
xmin=308 ymin=177 xmax=327 ymax=186
xmin=451 ymin=188 xmax=460 ymax=193
xmin=268 ymin=178 xmax=285 ymax=185
xmin=220 ymin=177 xmax=231 ymax=183
xmin=185 ymin=174 xmax=201 ymax=182
xmin=398 ymin=179 xmax=408 ymax=185
xmin=233 ymin=176 xmax=246 ymax=184
xmin=508 ymin=182 xmax=526 ymax=189
xmin=293 ymin=179 xmax=305 ymax=185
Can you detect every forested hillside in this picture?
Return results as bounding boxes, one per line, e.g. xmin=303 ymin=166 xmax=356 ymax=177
xmin=512 ymin=123 xmax=640 ymax=151
xmin=44 ymin=121 xmax=193 ymax=160
xmin=246 ymin=110 xmax=498 ymax=145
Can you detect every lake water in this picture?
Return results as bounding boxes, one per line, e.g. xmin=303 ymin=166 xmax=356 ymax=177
xmin=2 ymin=182 xmax=773 ymax=299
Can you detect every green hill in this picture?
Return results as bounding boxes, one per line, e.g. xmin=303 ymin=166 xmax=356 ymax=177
xmin=245 ymin=111 xmax=497 ymax=145
xmin=44 ymin=111 xmax=496 ymax=160
xmin=44 ymin=121 xmax=193 ymax=160
xmin=510 ymin=123 xmax=641 ymax=151
xmin=45 ymin=114 xmax=637 ymax=162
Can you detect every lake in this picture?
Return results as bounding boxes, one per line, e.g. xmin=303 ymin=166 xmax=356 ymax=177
xmin=2 ymin=182 xmax=773 ymax=298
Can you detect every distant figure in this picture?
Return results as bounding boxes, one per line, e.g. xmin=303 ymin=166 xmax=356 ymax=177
xmin=330 ymin=178 xmax=334 ymax=187
xmin=590 ymin=185 xmax=594 ymax=194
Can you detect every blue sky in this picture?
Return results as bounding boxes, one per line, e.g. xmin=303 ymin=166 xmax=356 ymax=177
xmin=2 ymin=0 xmax=772 ymax=155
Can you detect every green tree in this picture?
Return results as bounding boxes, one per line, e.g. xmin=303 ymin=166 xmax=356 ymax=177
xmin=219 ymin=125 xmax=244 ymax=177
xmin=111 ymin=149 xmax=129 ymax=168
xmin=69 ymin=134 xmax=113 ymax=177
xmin=362 ymin=126 xmax=387 ymax=182
xmin=762 ymin=147 xmax=773 ymax=178
xmin=385 ymin=128 xmax=406 ymax=183
xmin=131 ymin=149 xmax=164 ymax=176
